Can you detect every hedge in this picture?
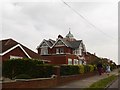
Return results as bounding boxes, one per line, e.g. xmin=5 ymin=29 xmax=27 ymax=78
xmin=78 ymin=65 xmax=84 ymax=74
xmin=60 ymin=65 xmax=80 ymax=76
xmin=2 ymin=58 xmax=54 ymax=79
xmin=15 ymin=74 xmax=32 ymax=79
xmin=60 ymin=64 xmax=97 ymax=76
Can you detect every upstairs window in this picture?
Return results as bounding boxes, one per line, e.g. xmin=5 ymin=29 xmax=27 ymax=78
xmin=56 ymin=48 xmax=64 ymax=54
xmin=41 ymin=47 xmax=48 ymax=55
xmin=56 ymin=48 xmax=59 ymax=54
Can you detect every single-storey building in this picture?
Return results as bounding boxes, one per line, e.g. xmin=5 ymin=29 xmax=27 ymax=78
xmin=0 ymin=38 xmax=48 ymax=63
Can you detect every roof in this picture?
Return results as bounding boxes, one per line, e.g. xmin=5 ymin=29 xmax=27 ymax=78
xmin=0 ymin=38 xmax=41 ymax=59
xmin=66 ymin=31 xmax=74 ymax=38
xmin=38 ymin=39 xmax=55 ymax=48
xmin=51 ymin=38 xmax=82 ymax=49
xmin=69 ymin=40 xmax=82 ymax=49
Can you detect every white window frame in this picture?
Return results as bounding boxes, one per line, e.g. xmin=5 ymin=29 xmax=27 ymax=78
xmin=56 ymin=48 xmax=64 ymax=54
xmin=41 ymin=47 xmax=48 ymax=55
xmin=68 ymin=58 xmax=72 ymax=65
xmin=56 ymin=48 xmax=59 ymax=54
xmin=79 ymin=60 xmax=82 ymax=65
xmin=10 ymin=55 xmax=23 ymax=59
xmin=74 ymin=59 xmax=79 ymax=65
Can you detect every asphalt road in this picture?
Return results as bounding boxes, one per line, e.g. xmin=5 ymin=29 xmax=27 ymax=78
xmin=107 ymin=75 xmax=120 ymax=90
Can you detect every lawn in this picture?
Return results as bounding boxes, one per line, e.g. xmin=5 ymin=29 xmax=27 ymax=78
xmin=84 ymin=75 xmax=117 ymax=90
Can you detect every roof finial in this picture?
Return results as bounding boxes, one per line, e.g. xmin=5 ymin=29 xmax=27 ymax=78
xmin=69 ymin=28 xmax=71 ymax=34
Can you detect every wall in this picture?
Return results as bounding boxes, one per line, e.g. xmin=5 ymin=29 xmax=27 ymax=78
xmin=41 ymin=55 xmax=66 ymax=65
xmin=2 ymin=71 xmax=97 ymax=89
xmin=2 ymin=78 xmax=57 ymax=88
xmin=2 ymin=47 xmax=28 ymax=61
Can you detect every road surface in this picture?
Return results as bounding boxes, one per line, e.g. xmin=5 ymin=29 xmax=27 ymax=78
xmin=106 ymin=75 xmax=120 ymax=90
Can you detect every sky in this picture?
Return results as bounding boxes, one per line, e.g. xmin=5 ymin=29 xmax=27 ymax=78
xmin=1 ymin=0 xmax=119 ymax=64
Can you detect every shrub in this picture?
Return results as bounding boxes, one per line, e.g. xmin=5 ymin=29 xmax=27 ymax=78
xmin=60 ymin=65 xmax=80 ymax=76
xmin=84 ymin=65 xmax=90 ymax=73
xmin=89 ymin=65 xmax=94 ymax=72
xmin=93 ymin=64 xmax=97 ymax=71
xmin=2 ymin=58 xmax=53 ymax=79
xmin=15 ymin=74 xmax=31 ymax=79
xmin=78 ymin=65 xmax=84 ymax=74
xmin=28 ymin=64 xmax=54 ymax=78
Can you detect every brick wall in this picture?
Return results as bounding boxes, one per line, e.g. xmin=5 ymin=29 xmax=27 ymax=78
xmin=2 ymin=78 xmax=57 ymax=88
xmin=2 ymin=71 xmax=97 ymax=89
xmin=2 ymin=47 xmax=28 ymax=61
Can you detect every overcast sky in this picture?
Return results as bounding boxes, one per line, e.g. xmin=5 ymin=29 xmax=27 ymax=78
xmin=1 ymin=0 xmax=118 ymax=64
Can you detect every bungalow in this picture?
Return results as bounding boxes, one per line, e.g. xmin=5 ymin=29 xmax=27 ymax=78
xmin=37 ymin=31 xmax=87 ymax=65
xmin=0 ymin=38 xmax=47 ymax=62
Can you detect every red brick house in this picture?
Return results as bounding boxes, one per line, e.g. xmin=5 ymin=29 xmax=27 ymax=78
xmin=0 ymin=38 xmax=46 ymax=62
xmin=37 ymin=31 xmax=87 ymax=65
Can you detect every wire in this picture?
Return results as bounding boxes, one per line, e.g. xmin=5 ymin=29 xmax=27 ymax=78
xmin=61 ymin=0 xmax=117 ymax=40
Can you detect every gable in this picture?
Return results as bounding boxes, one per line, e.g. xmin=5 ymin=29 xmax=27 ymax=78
xmin=40 ymin=42 xmax=48 ymax=47
xmin=0 ymin=44 xmax=31 ymax=58
xmin=54 ymin=40 xmax=66 ymax=47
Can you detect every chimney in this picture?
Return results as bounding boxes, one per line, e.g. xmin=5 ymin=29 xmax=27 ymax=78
xmin=58 ymin=35 xmax=63 ymax=39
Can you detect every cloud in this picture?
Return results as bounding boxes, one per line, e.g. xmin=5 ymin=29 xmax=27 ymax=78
xmin=1 ymin=1 xmax=118 ymax=64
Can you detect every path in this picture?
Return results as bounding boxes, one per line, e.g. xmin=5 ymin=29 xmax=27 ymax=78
xmin=56 ymin=69 xmax=118 ymax=88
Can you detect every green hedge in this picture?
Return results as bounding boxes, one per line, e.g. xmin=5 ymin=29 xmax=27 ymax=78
xmin=89 ymin=65 xmax=94 ymax=72
xmin=60 ymin=64 xmax=96 ymax=76
xmin=60 ymin=65 xmax=80 ymax=76
xmin=78 ymin=65 xmax=84 ymax=74
xmin=84 ymin=65 xmax=90 ymax=73
xmin=2 ymin=58 xmax=54 ymax=79
xmin=15 ymin=74 xmax=32 ymax=79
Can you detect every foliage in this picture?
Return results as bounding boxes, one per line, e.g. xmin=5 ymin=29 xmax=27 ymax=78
xmin=60 ymin=64 xmax=96 ymax=76
xmin=60 ymin=65 xmax=80 ymax=76
xmin=2 ymin=58 xmax=54 ymax=79
xmin=28 ymin=64 xmax=54 ymax=78
xmin=89 ymin=65 xmax=94 ymax=72
xmin=84 ymin=65 xmax=90 ymax=73
xmin=15 ymin=74 xmax=31 ymax=79
xmin=78 ymin=65 xmax=84 ymax=74
xmin=89 ymin=75 xmax=117 ymax=89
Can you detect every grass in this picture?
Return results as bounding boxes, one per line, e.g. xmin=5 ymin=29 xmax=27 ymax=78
xmin=84 ymin=75 xmax=117 ymax=90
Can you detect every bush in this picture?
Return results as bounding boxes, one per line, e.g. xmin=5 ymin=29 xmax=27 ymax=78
xmin=15 ymin=74 xmax=31 ymax=79
xmin=28 ymin=64 xmax=54 ymax=78
xmin=89 ymin=65 xmax=94 ymax=72
xmin=84 ymin=65 xmax=90 ymax=73
xmin=110 ymin=64 xmax=116 ymax=71
xmin=78 ymin=65 xmax=84 ymax=74
xmin=60 ymin=65 xmax=80 ymax=76
xmin=2 ymin=58 xmax=53 ymax=79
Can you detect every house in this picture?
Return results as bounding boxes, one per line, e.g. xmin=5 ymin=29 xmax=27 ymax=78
xmin=37 ymin=31 xmax=87 ymax=65
xmin=0 ymin=38 xmax=47 ymax=62
xmin=84 ymin=52 xmax=100 ymax=64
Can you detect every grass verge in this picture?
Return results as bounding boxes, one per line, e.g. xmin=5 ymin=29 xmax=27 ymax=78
xmin=84 ymin=75 xmax=117 ymax=90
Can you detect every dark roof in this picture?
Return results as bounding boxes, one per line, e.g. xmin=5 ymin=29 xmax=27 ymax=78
xmin=45 ymin=40 xmax=53 ymax=47
xmin=69 ymin=40 xmax=82 ymax=49
xmin=49 ymin=39 xmax=55 ymax=43
xmin=43 ymin=39 xmax=55 ymax=47
xmin=0 ymin=38 xmax=18 ymax=53
xmin=0 ymin=38 xmax=41 ymax=59
xmin=62 ymin=39 xmax=82 ymax=49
